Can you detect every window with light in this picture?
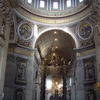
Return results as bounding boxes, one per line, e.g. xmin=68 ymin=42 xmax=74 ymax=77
xmin=79 ymin=0 xmax=83 ymax=2
xmin=46 ymin=79 xmax=52 ymax=90
xmin=67 ymin=0 xmax=71 ymax=7
xmin=27 ymin=0 xmax=32 ymax=4
xmin=69 ymin=78 xmax=72 ymax=86
xmin=53 ymin=2 xmax=58 ymax=9
xmin=40 ymin=0 xmax=45 ymax=8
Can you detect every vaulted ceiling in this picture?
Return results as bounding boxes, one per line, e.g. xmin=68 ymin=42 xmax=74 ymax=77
xmin=35 ymin=30 xmax=75 ymax=65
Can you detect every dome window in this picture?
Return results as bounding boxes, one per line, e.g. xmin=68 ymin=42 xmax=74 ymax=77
xmin=67 ymin=0 xmax=71 ymax=7
xmin=79 ymin=0 xmax=83 ymax=2
xmin=27 ymin=0 xmax=32 ymax=4
xmin=40 ymin=0 xmax=45 ymax=8
xmin=53 ymin=2 xmax=58 ymax=9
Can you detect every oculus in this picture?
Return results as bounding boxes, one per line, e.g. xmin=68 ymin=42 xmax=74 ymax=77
xmin=17 ymin=21 xmax=34 ymax=40
xmin=78 ymin=22 xmax=93 ymax=40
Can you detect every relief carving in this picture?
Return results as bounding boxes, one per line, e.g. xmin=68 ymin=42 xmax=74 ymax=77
xmin=0 ymin=0 xmax=14 ymax=26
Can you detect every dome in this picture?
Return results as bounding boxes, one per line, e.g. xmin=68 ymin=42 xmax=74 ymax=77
xmin=14 ymin=0 xmax=92 ymax=25
xmin=21 ymin=0 xmax=89 ymax=17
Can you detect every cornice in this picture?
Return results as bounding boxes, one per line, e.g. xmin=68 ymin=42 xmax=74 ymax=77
xmin=14 ymin=6 xmax=91 ymax=26
xmin=8 ymin=46 xmax=34 ymax=57
xmin=76 ymin=48 xmax=95 ymax=57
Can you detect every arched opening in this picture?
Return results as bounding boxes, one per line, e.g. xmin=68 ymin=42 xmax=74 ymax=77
xmin=35 ymin=29 xmax=76 ymax=100
xmin=35 ymin=29 xmax=76 ymax=64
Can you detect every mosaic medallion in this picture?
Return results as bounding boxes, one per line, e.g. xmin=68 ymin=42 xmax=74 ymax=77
xmin=78 ymin=22 xmax=93 ymax=40
xmin=17 ymin=21 xmax=33 ymax=40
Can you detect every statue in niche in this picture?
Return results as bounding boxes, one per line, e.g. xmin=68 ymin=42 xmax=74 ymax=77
xmin=85 ymin=67 xmax=93 ymax=80
xmin=17 ymin=60 xmax=26 ymax=80
xmin=17 ymin=67 xmax=24 ymax=80
xmin=15 ymin=58 xmax=27 ymax=84
xmin=88 ymin=68 xmax=93 ymax=79
xmin=84 ymin=58 xmax=94 ymax=80
xmin=0 ymin=18 xmax=5 ymax=39
xmin=15 ymin=88 xmax=25 ymax=100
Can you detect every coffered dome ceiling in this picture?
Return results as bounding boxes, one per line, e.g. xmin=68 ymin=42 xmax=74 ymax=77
xmin=35 ymin=30 xmax=75 ymax=65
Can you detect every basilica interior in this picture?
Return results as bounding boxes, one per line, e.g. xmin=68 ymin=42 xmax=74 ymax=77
xmin=0 ymin=0 xmax=100 ymax=100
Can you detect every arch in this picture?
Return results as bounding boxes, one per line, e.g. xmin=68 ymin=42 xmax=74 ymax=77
xmin=33 ymin=27 xmax=80 ymax=49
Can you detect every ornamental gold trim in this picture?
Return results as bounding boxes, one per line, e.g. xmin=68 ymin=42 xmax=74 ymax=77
xmin=76 ymin=48 xmax=96 ymax=57
xmin=14 ymin=48 xmax=34 ymax=56
xmin=8 ymin=47 xmax=34 ymax=57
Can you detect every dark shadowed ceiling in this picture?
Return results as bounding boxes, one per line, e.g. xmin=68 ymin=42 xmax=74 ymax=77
xmin=35 ymin=30 xmax=75 ymax=65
